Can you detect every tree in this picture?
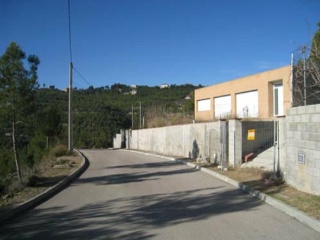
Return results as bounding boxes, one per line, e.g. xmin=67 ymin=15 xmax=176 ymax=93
xmin=311 ymin=22 xmax=320 ymax=63
xmin=37 ymin=106 xmax=62 ymax=147
xmin=0 ymin=42 xmax=40 ymax=184
xmin=293 ymin=22 xmax=320 ymax=106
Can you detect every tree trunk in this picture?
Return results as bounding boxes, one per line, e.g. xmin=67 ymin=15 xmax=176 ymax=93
xmin=12 ymin=121 xmax=22 ymax=184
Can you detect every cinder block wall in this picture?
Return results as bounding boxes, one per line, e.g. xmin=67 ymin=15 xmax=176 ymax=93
xmin=122 ymin=105 xmax=320 ymax=195
xmin=113 ymin=133 xmax=122 ymax=149
xmin=113 ymin=130 xmax=125 ymax=149
xmin=278 ymin=118 xmax=287 ymax=172
xmin=286 ymin=104 xmax=320 ymax=195
xmin=129 ymin=122 xmax=222 ymax=161
xmin=228 ymin=120 xmax=242 ymax=166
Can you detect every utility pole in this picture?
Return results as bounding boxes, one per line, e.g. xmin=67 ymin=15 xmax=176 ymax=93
xmin=131 ymin=104 xmax=134 ymax=128
xmin=68 ymin=0 xmax=73 ymax=152
xmin=68 ymin=62 xmax=73 ymax=152
xmin=139 ymin=101 xmax=142 ymax=128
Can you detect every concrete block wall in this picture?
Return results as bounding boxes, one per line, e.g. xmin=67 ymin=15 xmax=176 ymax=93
xmin=130 ymin=122 xmax=222 ymax=161
xmin=128 ymin=120 xmax=277 ymax=168
xmin=286 ymin=104 xmax=320 ymax=195
xmin=113 ymin=130 xmax=125 ymax=149
xmin=113 ymin=133 xmax=122 ymax=149
xmin=120 ymin=104 xmax=320 ymax=195
xmin=228 ymin=120 xmax=242 ymax=166
xmin=278 ymin=118 xmax=287 ymax=172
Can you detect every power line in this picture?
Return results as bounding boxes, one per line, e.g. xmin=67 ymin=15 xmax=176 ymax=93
xmin=68 ymin=0 xmax=73 ymax=62
xmin=67 ymin=0 xmax=92 ymax=89
xmin=73 ymin=66 xmax=92 ymax=86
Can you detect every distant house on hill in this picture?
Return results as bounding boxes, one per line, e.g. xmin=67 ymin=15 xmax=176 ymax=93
xmin=160 ymin=83 xmax=170 ymax=89
xmin=131 ymin=85 xmax=137 ymax=95
xmin=194 ymin=65 xmax=292 ymax=121
xmin=123 ymin=89 xmax=138 ymax=95
xmin=184 ymin=95 xmax=192 ymax=100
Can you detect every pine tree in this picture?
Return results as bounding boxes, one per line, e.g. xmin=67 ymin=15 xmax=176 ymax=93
xmin=0 ymin=42 xmax=40 ymax=184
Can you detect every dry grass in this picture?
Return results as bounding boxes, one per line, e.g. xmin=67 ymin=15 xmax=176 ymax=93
xmin=0 ymin=154 xmax=82 ymax=209
xmin=146 ymin=113 xmax=193 ymax=128
xmin=205 ymin=165 xmax=320 ymax=220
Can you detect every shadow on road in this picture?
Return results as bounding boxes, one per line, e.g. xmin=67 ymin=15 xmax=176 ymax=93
xmin=106 ymin=160 xmax=180 ymax=169
xmin=0 ymin=187 xmax=261 ymax=239
xmin=74 ymin=167 xmax=197 ymax=185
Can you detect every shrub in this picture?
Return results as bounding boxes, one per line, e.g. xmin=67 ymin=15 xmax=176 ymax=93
xmin=50 ymin=144 xmax=69 ymax=158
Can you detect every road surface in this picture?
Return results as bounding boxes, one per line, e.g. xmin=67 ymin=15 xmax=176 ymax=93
xmin=0 ymin=149 xmax=319 ymax=239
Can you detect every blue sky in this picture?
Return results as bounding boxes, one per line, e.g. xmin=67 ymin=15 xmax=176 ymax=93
xmin=1 ymin=0 xmax=319 ymax=89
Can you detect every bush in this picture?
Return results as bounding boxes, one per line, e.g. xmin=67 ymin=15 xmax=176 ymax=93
xmin=50 ymin=144 xmax=69 ymax=158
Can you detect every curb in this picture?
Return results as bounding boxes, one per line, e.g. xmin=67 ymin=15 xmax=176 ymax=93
xmin=179 ymin=159 xmax=320 ymax=234
xmin=127 ymin=150 xmax=320 ymax=233
xmin=0 ymin=149 xmax=89 ymax=224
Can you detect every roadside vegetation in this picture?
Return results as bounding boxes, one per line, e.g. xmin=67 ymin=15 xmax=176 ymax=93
xmin=0 ymin=42 xmax=200 ymax=202
xmin=292 ymin=22 xmax=320 ymax=106
xmin=1 ymin=21 xmax=319 ymax=216
xmin=213 ymin=166 xmax=320 ymax=220
xmin=0 ymin=144 xmax=81 ymax=208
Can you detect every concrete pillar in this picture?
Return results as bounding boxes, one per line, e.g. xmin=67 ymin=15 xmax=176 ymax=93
xmin=228 ymin=120 xmax=242 ymax=167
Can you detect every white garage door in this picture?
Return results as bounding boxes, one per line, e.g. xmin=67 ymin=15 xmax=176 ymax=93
xmin=214 ymin=95 xmax=231 ymax=119
xmin=236 ymin=90 xmax=258 ymax=118
xmin=197 ymin=99 xmax=211 ymax=112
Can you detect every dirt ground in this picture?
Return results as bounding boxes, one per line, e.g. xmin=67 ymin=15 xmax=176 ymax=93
xmin=0 ymin=154 xmax=82 ymax=210
xmin=206 ymin=164 xmax=320 ymax=220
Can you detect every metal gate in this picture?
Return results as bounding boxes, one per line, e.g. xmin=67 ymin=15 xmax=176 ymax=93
xmin=241 ymin=120 xmax=279 ymax=174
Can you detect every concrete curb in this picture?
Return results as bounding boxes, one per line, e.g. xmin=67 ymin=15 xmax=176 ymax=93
xmin=0 ymin=149 xmax=89 ymax=224
xmin=127 ymin=150 xmax=320 ymax=233
xmin=181 ymin=159 xmax=320 ymax=234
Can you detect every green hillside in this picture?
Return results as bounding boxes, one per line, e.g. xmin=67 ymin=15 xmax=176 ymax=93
xmin=36 ymin=83 xmax=202 ymax=149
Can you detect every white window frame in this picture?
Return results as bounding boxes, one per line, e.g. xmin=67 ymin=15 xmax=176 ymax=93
xmin=236 ymin=90 xmax=259 ymax=118
xmin=197 ymin=98 xmax=211 ymax=112
xmin=274 ymin=83 xmax=284 ymax=116
xmin=214 ymin=95 xmax=231 ymax=119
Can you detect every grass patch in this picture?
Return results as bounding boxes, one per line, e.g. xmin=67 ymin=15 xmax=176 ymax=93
xmin=50 ymin=144 xmax=70 ymax=158
xmin=0 ymin=146 xmax=81 ymax=208
xmin=205 ymin=165 xmax=320 ymax=220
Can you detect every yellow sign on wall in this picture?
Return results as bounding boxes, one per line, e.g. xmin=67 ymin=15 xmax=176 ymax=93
xmin=247 ymin=129 xmax=255 ymax=140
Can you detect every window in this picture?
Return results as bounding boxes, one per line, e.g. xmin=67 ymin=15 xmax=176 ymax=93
xmin=236 ymin=90 xmax=258 ymax=118
xmin=274 ymin=83 xmax=283 ymax=116
xmin=214 ymin=95 xmax=231 ymax=119
xmin=197 ymin=99 xmax=211 ymax=112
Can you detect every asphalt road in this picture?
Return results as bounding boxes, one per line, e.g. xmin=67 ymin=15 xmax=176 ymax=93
xmin=1 ymin=150 xmax=320 ymax=240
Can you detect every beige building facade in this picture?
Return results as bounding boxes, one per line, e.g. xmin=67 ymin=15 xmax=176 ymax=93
xmin=194 ymin=66 xmax=292 ymax=121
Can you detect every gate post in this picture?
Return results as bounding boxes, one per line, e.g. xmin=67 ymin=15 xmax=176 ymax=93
xmin=228 ymin=120 xmax=242 ymax=167
xmin=220 ymin=121 xmax=228 ymax=168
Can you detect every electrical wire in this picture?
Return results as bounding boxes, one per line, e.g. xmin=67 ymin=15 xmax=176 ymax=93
xmin=68 ymin=0 xmax=73 ymax=63
xmin=73 ymin=66 xmax=92 ymax=87
xmin=67 ymin=0 xmax=94 ymax=89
